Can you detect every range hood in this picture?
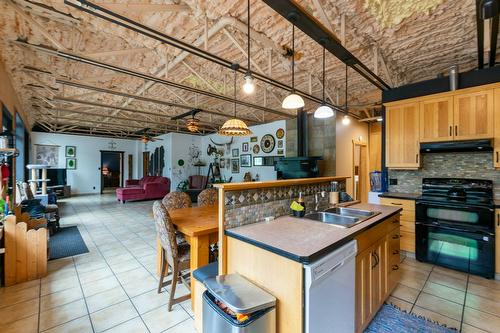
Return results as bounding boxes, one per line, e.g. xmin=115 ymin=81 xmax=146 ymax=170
xmin=420 ymin=140 xmax=493 ymax=153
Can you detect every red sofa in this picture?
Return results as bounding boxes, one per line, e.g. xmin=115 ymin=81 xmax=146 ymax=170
xmin=116 ymin=176 xmax=171 ymax=203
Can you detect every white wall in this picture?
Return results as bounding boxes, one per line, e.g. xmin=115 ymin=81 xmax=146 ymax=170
xmin=200 ymin=120 xmax=286 ymax=182
xmin=31 ymin=132 xmax=140 ymax=194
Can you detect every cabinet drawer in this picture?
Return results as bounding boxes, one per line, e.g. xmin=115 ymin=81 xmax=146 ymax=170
xmin=380 ymin=198 xmax=415 ymax=212
xmin=400 ymin=230 xmax=415 ymax=253
xmin=355 ymin=215 xmax=400 ymax=254
xmin=400 ymin=220 xmax=415 ymax=233
xmin=400 ymin=210 xmax=415 ymax=222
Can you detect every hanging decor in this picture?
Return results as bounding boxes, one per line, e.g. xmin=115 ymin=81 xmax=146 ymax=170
xmin=260 ymin=134 xmax=276 ymax=153
xmin=242 ymin=0 xmax=255 ymax=95
xmin=282 ymin=24 xmax=305 ymax=109
xmin=276 ymin=128 xmax=285 ymax=139
xmin=186 ymin=116 xmax=200 ymax=133
xmin=219 ymin=64 xmax=253 ymax=136
xmin=314 ymin=45 xmax=334 ymax=119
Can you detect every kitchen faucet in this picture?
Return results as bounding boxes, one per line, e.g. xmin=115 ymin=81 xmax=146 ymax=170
xmin=314 ymin=191 xmax=327 ymax=211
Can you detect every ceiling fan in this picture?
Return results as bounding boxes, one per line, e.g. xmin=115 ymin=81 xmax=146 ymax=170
xmin=135 ymin=128 xmax=163 ymax=143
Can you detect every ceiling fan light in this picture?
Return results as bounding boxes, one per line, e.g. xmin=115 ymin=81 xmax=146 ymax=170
xmin=242 ymin=73 xmax=255 ymax=94
xmin=186 ymin=118 xmax=200 ymax=132
xmin=282 ymin=93 xmax=305 ymax=109
xmin=314 ymin=104 xmax=334 ymax=119
xmin=218 ymin=118 xmax=253 ymax=136
xmin=342 ymin=115 xmax=351 ymax=126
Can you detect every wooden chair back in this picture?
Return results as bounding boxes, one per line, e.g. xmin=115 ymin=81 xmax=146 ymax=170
xmin=162 ymin=191 xmax=192 ymax=210
xmin=152 ymin=201 xmax=179 ymax=265
xmin=197 ymin=188 xmax=218 ymax=207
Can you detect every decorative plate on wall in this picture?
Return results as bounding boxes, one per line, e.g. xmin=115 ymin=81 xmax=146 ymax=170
xmin=276 ymin=128 xmax=285 ymax=139
xmin=260 ymin=134 xmax=275 ymax=153
xmin=252 ymin=144 xmax=260 ymax=154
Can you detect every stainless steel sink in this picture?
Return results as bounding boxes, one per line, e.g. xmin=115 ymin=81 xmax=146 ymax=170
xmin=304 ymin=207 xmax=380 ymax=228
xmin=324 ymin=207 xmax=380 ymax=219
xmin=304 ymin=212 xmax=360 ymax=228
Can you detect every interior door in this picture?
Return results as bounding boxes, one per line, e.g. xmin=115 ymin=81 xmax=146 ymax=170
xmin=385 ymin=102 xmax=420 ymax=169
xmin=419 ymin=97 xmax=454 ymax=142
xmin=142 ymin=151 xmax=150 ymax=177
xmin=453 ymin=90 xmax=494 ymax=140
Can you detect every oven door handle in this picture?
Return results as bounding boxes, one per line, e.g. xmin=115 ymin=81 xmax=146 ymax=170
xmin=416 ymin=221 xmax=495 ymax=236
xmin=416 ymin=202 xmax=494 ymax=212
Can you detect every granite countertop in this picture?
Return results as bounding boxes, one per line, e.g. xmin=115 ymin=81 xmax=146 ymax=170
xmin=378 ymin=192 xmax=421 ymax=200
xmin=225 ymin=203 xmax=402 ymax=264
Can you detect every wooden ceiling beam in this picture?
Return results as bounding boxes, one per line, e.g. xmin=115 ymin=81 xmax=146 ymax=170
xmin=85 ymin=47 xmax=151 ymax=58
xmin=100 ymin=3 xmax=190 ymax=13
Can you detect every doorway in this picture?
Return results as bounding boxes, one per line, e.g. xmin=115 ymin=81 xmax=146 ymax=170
xmin=352 ymin=140 xmax=368 ymax=203
xmin=100 ymin=151 xmax=124 ymax=194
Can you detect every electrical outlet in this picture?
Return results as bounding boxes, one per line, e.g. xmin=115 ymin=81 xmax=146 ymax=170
xmin=389 ymin=178 xmax=398 ymax=185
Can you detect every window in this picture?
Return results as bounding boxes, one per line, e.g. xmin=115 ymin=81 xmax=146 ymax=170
xmin=2 ymin=104 xmax=13 ymax=193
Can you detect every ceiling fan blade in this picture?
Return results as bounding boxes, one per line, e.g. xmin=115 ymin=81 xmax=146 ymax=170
xmin=135 ymin=127 xmax=151 ymax=135
xmin=171 ymin=108 xmax=202 ymax=120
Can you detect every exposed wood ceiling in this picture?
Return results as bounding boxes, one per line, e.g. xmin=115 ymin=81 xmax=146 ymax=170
xmin=0 ymin=0 xmax=497 ymax=138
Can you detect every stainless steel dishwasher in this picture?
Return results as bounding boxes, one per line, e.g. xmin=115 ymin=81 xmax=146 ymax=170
xmin=203 ymin=273 xmax=276 ymax=333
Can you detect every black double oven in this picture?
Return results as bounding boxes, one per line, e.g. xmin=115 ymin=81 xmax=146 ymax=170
xmin=415 ymin=178 xmax=495 ymax=279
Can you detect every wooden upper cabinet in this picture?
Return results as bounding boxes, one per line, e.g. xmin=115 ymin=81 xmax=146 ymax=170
xmin=494 ymin=89 xmax=500 ymax=168
xmin=453 ymin=90 xmax=494 ymax=140
xmin=386 ymin=102 xmax=420 ymax=169
xmin=419 ymin=97 xmax=454 ymax=142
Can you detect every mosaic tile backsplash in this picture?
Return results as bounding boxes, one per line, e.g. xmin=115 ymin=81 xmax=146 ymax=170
xmin=224 ymin=180 xmax=346 ymax=229
xmin=388 ymin=152 xmax=500 ymax=199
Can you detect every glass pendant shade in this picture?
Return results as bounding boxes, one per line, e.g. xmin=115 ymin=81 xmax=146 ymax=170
xmin=218 ymin=118 xmax=252 ymax=136
xmin=282 ymin=93 xmax=305 ymax=109
xmin=242 ymin=74 xmax=255 ymax=94
xmin=314 ymin=104 xmax=334 ymax=119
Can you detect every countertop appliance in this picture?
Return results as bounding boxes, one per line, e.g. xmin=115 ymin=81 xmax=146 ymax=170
xmin=304 ymin=240 xmax=357 ymax=333
xmin=203 ymin=274 xmax=276 ymax=333
xmin=416 ymin=178 xmax=495 ymax=278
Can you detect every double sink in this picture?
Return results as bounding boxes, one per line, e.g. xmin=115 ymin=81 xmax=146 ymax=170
xmin=304 ymin=207 xmax=380 ymax=228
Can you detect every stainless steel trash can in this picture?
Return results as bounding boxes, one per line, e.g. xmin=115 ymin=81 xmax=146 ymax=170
xmin=202 ymin=274 xmax=276 ymax=333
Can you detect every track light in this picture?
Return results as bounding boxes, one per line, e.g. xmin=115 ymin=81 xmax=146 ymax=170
xmin=314 ymin=46 xmax=334 ymax=119
xmin=242 ymin=73 xmax=255 ymax=94
xmin=282 ymin=24 xmax=305 ymax=109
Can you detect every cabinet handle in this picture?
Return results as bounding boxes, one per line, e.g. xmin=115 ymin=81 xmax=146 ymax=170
xmin=497 ymin=213 xmax=499 ymax=227
xmin=391 ymin=202 xmax=402 ymax=206
xmin=392 ymin=234 xmax=400 ymax=240
xmin=449 ymin=126 xmax=452 ymax=136
xmin=455 ymin=125 xmax=458 ymax=136
xmin=393 ymin=250 xmax=400 ymax=255
xmin=392 ymin=219 xmax=399 ymax=224
xmin=496 ymin=151 xmax=499 ymax=163
xmin=416 ymin=153 xmax=419 ymax=163
xmin=392 ymin=265 xmax=399 ymax=271
xmin=371 ymin=252 xmax=377 ymax=269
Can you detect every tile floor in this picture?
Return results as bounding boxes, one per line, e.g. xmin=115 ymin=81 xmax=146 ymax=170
xmin=0 ymin=194 xmax=499 ymax=332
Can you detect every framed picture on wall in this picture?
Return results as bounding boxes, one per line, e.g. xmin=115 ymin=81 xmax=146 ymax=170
xmin=66 ymin=158 xmax=77 ymax=170
xmin=277 ymin=149 xmax=284 ymax=155
xmin=66 ymin=146 xmax=76 ymax=157
xmin=240 ymin=154 xmax=251 ymax=167
xmin=232 ymin=148 xmax=239 ymax=157
xmin=250 ymin=136 xmax=258 ymax=143
xmin=278 ymin=140 xmax=283 ymax=148
xmin=242 ymin=142 xmax=249 ymax=152
xmin=231 ymin=159 xmax=239 ymax=173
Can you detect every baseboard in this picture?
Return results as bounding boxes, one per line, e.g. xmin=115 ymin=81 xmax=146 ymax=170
xmin=401 ymin=250 xmax=415 ymax=259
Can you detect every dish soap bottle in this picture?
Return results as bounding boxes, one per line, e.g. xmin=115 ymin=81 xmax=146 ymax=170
xmin=296 ymin=191 xmax=306 ymax=217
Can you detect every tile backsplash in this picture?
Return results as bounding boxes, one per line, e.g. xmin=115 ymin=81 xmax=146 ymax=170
xmin=224 ymin=180 xmax=346 ymax=229
xmin=389 ymin=152 xmax=500 ymax=199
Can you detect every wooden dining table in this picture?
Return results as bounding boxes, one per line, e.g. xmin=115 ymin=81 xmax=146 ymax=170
xmin=156 ymin=204 xmax=218 ymax=308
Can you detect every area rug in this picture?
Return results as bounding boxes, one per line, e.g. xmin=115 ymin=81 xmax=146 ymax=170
xmin=49 ymin=226 xmax=89 ymax=260
xmin=365 ymin=303 xmax=457 ymax=332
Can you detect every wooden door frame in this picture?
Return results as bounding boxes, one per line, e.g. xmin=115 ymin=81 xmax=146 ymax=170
xmin=352 ymin=139 xmax=369 ymax=203
xmin=100 ymin=150 xmax=124 ymax=193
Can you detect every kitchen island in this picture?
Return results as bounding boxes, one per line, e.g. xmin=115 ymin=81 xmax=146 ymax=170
xmin=225 ymin=203 xmax=401 ymax=333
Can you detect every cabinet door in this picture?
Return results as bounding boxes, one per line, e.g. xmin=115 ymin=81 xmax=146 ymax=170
xmin=453 ymin=90 xmax=494 ymax=140
xmin=496 ymin=210 xmax=500 ymax=274
xmin=386 ymin=103 xmax=420 ymax=169
xmin=419 ymin=97 xmax=454 ymax=142
xmin=371 ymin=240 xmax=387 ymax=308
xmin=355 ymin=248 xmax=375 ymax=333
xmin=494 ymin=89 xmax=500 ymax=168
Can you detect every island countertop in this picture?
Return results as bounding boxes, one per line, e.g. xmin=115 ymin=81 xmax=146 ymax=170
xmin=225 ymin=203 xmax=402 ymax=264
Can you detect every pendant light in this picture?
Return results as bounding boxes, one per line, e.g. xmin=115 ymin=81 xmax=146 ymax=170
xmin=314 ymin=45 xmax=334 ymax=119
xmin=242 ymin=0 xmax=255 ymax=94
xmin=342 ymin=64 xmax=351 ymax=125
xmin=219 ymin=65 xmax=253 ymax=136
xmin=282 ymin=24 xmax=305 ymax=109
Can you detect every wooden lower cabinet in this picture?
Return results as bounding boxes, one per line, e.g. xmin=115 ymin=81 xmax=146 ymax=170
xmin=355 ymin=218 xmax=400 ymax=333
xmin=380 ymin=198 xmax=415 ymax=253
